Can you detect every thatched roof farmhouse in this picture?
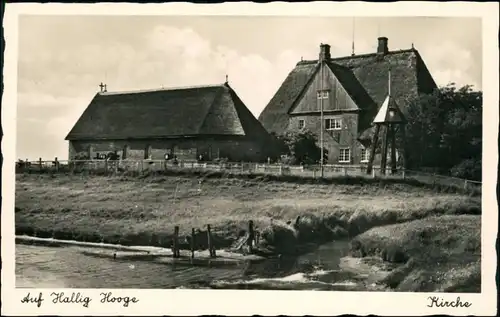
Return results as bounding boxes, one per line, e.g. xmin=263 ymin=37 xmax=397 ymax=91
xmin=258 ymin=37 xmax=437 ymax=164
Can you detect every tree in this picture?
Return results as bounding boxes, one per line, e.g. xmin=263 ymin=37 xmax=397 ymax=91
xmin=272 ymin=131 xmax=327 ymax=165
xmin=403 ymin=83 xmax=482 ymax=180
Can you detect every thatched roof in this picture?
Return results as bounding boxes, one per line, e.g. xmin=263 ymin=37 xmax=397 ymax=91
xmin=258 ymin=46 xmax=437 ymax=140
xmin=66 ymin=83 xmax=270 ymax=141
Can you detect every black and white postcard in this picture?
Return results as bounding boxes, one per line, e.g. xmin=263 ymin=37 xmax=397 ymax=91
xmin=2 ymin=2 xmax=498 ymax=316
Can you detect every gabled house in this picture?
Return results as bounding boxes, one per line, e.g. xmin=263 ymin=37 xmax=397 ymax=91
xmin=258 ymin=37 xmax=437 ymax=164
xmin=65 ymin=82 xmax=275 ymax=162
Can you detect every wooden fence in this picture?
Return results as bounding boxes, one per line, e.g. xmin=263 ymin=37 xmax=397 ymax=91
xmin=15 ymin=157 xmax=481 ymax=191
xmin=127 ymin=221 xmax=258 ymax=260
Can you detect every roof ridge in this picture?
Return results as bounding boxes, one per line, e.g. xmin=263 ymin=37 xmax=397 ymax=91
xmin=98 ymin=83 xmax=225 ymax=96
xmin=296 ymin=48 xmax=417 ymax=66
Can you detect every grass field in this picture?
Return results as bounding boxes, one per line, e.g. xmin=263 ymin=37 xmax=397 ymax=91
xmin=15 ymin=172 xmax=480 ymax=251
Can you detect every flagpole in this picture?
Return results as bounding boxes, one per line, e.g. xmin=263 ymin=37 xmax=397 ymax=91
xmin=320 ymin=58 xmax=324 ymax=178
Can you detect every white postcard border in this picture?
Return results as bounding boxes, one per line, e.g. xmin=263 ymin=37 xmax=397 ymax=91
xmin=2 ymin=2 xmax=498 ymax=316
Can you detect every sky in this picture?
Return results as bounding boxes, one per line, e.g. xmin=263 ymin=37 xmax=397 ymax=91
xmin=16 ymin=16 xmax=482 ymax=160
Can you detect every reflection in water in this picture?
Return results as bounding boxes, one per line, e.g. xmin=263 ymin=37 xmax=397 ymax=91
xmin=16 ymin=240 xmax=373 ymax=291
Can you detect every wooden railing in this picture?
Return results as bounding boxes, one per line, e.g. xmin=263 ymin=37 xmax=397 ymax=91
xmin=15 ymin=158 xmax=481 ymax=191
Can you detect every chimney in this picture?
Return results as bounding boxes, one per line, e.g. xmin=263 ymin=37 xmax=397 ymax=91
xmin=377 ymin=37 xmax=389 ymax=55
xmin=319 ymin=43 xmax=331 ymax=61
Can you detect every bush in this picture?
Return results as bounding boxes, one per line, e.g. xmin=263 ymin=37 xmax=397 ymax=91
xmin=451 ymin=158 xmax=481 ymax=181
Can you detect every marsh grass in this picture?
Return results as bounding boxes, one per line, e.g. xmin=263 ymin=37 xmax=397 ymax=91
xmin=15 ymin=173 xmax=480 ymax=253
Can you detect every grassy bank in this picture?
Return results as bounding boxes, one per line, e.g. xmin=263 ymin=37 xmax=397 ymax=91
xmin=15 ymin=173 xmax=480 ymax=254
xmin=349 ymin=215 xmax=481 ymax=292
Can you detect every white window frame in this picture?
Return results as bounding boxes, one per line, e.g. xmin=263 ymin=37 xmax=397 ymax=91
xmin=360 ymin=148 xmax=369 ymax=163
xmin=298 ymin=119 xmax=305 ymax=130
xmin=339 ymin=148 xmax=351 ymax=163
xmin=325 ymin=117 xmax=342 ymax=131
xmin=317 ymin=90 xmax=330 ymax=100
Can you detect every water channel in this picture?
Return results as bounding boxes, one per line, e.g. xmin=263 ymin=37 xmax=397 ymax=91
xmin=16 ymin=241 xmax=387 ymax=291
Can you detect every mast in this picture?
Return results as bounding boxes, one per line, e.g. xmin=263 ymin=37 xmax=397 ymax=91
xmin=388 ymin=70 xmax=391 ymax=96
xmin=320 ymin=57 xmax=324 ymax=178
xmin=351 ymin=17 xmax=355 ymax=56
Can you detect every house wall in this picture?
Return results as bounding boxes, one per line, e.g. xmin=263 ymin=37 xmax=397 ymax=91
xmin=287 ymin=112 xmax=371 ymax=164
xmin=286 ymin=63 xmax=369 ymax=164
xmin=68 ymin=137 xmax=270 ymax=163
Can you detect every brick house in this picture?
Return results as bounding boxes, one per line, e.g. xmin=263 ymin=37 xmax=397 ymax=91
xmin=258 ymin=37 xmax=437 ymax=165
xmin=65 ymin=82 xmax=276 ymax=162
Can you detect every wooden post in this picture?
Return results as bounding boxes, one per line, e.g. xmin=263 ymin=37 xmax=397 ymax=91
xmin=372 ymin=166 xmax=376 ymax=178
xmin=190 ymin=228 xmax=195 ymax=259
xmin=366 ymin=124 xmax=380 ymax=175
xmin=343 ymin=167 xmax=348 ymax=177
xmin=380 ymin=125 xmax=389 ymax=175
xmin=464 ymin=180 xmax=468 ymax=191
xmin=402 ymin=168 xmax=406 ymax=180
xmin=87 ymin=147 xmax=92 ymax=161
xmin=39 ymin=157 xmax=42 ymax=172
xmin=390 ymin=125 xmax=397 ymax=175
xmin=400 ymin=123 xmax=407 ymax=171
xmin=173 ymin=226 xmax=180 ymax=258
xmin=247 ymin=220 xmax=255 ymax=253
xmin=207 ymin=224 xmax=216 ymax=258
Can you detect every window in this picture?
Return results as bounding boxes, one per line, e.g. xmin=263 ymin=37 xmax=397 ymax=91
xmin=339 ymin=148 xmax=351 ymax=163
xmin=360 ymin=148 xmax=369 ymax=163
xmin=317 ymin=90 xmax=329 ymax=99
xmin=298 ymin=119 xmax=305 ymax=130
xmin=325 ymin=118 xmax=342 ymax=130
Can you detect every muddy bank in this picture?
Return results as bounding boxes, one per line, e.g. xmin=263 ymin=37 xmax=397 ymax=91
xmin=16 ymin=203 xmax=480 ymax=259
xmin=348 ymin=215 xmax=481 ymax=292
xmin=16 ymin=224 xmax=236 ymax=252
